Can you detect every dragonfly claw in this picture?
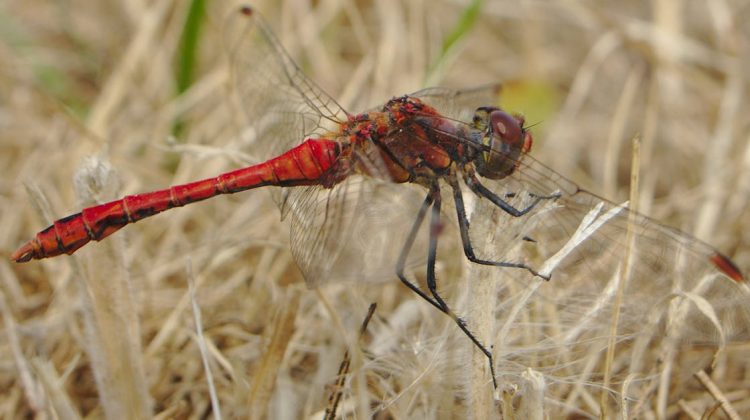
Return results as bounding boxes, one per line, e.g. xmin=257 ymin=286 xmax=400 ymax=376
xmin=529 ymin=191 xmax=561 ymax=201
xmin=530 ymin=267 xmax=552 ymax=281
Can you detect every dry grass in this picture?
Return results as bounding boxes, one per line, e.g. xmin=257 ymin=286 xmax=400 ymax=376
xmin=2 ymin=0 xmax=750 ymax=418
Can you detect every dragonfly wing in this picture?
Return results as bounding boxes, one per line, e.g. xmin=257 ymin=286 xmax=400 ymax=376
xmin=223 ymin=6 xmax=349 ymax=142
xmin=223 ymin=6 xmax=349 ymax=215
xmin=225 ymin=7 xmax=429 ymax=285
xmin=460 ymin=154 xmax=750 ymax=391
xmin=286 ymin=177 xmax=429 ymax=287
xmin=410 ymin=84 xmax=502 ymax=122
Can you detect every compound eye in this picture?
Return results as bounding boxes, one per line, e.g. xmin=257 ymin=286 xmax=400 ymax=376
xmin=475 ymin=110 xmax=528 ymax=180
xmin=489 ymin=110 xmax=522 ymax=144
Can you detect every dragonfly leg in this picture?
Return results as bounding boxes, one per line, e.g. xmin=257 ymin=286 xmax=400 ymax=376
xmin=425 ymin=184 xmax=499 ymax=388
xmin=395 ymin=187 xmax=499 ymax=388
xmin=395 ymin=192 xmax=445 ymax=312
xmin=425 ymin=188 xmax=450 ymax=311
xmin=464 ymin=173 xmax=559 ymax=217
xmin=452 ymin=177 xmax=551 ymax=280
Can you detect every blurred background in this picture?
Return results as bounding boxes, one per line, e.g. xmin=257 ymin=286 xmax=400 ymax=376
xmin=1 ymin=0 xmax=748 ymax=418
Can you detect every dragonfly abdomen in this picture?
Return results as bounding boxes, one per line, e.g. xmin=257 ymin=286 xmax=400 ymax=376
xmin=11 ymin=138 xmax=341 ymax=262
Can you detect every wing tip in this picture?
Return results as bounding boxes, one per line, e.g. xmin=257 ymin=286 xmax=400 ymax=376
xmin=711 ymin=252 xmax=744 ymax=282
xmin=238 ymin=4 xmax=254 ymax=16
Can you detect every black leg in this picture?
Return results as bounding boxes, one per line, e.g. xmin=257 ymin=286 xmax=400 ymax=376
xmin=451 ymin=178 xmax=551 ymax=280
xmin=425 ymin=186 xmax=449 ymax=311
xmin=464 ymin=173 xmax=560 ymax=217
xmin=396 ymin=191 xmax=445 ymax=312
xmin=396 ymin=185 xmax=499 ymax=388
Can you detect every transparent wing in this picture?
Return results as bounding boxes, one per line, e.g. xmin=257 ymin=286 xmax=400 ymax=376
xmin=461 ymin=153 xmax=750 ymax=397
xmin=223 ymin=6 xmax=349 ymax=157
xmin=224 ymin=6 xmax=417 ymax=285
xmin=410 ymin=83 xmax=502 ymax=122
xmin=223 ymin=5 xmax=350 ymax=222
xmin=285 ymin=147 xmax=430 ymax=287
xmin=223 ymin=7 xmax=434 ymax=286
xmin=223 ymin=12 xmax=509 ymax=287
xmin=402 ymin=88 xmax=749 ymax=348
xmin=371 ymin=85 xmax=750 ymax=403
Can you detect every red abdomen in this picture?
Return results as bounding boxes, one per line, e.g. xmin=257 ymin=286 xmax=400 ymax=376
xmin=12 ymin=139 xmax=341 ymax=262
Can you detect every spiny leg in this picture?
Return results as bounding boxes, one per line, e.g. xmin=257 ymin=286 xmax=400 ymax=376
xmin=396 ymin=186 xmax=499 ymax=388
xmin=464 ymin=172 xmax=559 ymax=217
xmin=395 ymin=191 xmax=445 ymax=312
xmin=425 ymin=187 xmax=450 ymax=311
xmin=451 ymin=176 xmax=551 ymax=280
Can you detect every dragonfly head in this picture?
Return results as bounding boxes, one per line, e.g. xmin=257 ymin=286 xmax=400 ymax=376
xmin=471 ymin=107 xmax=532 ymax=179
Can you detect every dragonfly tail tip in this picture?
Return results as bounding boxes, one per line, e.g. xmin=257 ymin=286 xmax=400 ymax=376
xmin=11 ymin=241 xmax=36 ymax=263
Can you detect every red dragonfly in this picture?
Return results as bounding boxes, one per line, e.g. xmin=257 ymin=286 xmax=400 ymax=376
xmin=12 ymin=5 xmax=749 ymax=392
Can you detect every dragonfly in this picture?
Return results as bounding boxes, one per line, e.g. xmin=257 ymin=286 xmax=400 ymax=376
xmin=12 ymin=4 xmax=749 ymax=395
